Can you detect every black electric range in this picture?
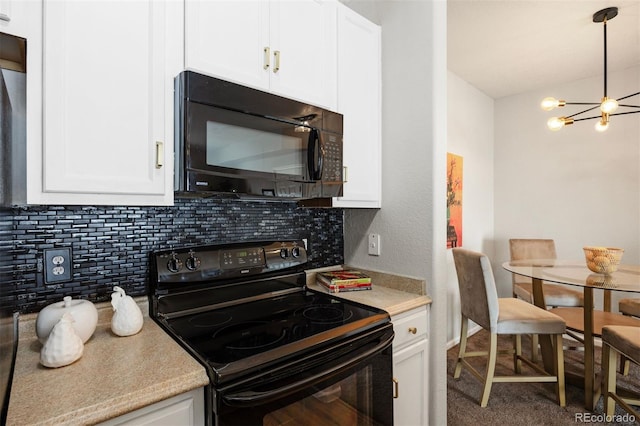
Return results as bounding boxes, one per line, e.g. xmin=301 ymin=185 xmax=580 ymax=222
xmin=149 ymin=241 xmax=394 ymax=426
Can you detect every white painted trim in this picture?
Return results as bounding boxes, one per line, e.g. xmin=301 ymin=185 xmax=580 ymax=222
xmin=446 ymin=323 xmax=482 ymax=350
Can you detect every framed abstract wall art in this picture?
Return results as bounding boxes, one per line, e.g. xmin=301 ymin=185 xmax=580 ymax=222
xmin=447 ymin=153 xmax=462 ymax=249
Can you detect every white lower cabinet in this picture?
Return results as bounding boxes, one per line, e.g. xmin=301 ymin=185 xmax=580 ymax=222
xmin=392 ymin=306 xmax=429 ymax=426
xmin=98 ymin=387 xmax=205 ymax=426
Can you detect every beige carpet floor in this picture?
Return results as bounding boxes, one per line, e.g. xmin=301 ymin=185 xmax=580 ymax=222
xmin=447 ymin=329 xmax=639 ymax=425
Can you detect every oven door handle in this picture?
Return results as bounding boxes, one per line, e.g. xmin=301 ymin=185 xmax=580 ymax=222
xmin=222 ymin=331 xmax=394 ymax=406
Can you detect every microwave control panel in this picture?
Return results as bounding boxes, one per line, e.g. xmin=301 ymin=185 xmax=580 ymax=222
xmin=323 ymin=134 xmax=343 ymax=183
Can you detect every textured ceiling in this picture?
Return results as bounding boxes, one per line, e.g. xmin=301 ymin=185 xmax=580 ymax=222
xmin=447 ymin=0 xmax=640 ymax=99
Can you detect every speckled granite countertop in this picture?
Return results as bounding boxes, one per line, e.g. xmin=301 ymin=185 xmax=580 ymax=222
xmin=306 ymin=266 xmax=432 ymax=316
xmin=7 ymin=268 xmax=428 ymax=425
xmin=6 ymin=299 xmax=209 ymax=426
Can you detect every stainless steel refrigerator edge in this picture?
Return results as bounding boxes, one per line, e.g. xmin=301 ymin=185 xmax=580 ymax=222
xmin=0 ymin=31 xmax=26 ymax=206
xmin=0 ymin=30 xmax=26 ymax=424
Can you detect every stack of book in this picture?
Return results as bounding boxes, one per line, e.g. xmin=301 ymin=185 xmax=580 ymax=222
xmin=316 ymin=270 xmax=372 ymax=293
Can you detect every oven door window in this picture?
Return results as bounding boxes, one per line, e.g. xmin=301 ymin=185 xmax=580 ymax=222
xmin=215 ymin=330 xmax=394 ymax=426
xmin=264 ymin=366 xmax=379 ymax=426
xmin=187 ymin=101 xmax=311 ymax=179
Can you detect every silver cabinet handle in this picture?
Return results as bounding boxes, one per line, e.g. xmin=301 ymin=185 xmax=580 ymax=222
xmin=273 ymin=50 xmax=280 ymax=73
xmin=263 ymin=47 xmax=270 ymax=70
xmin=0 ymin=13 xmax=10 ymax=22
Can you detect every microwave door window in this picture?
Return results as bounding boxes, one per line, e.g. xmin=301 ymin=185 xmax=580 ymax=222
xmin=206 ymin=121 xmax=305 ymax=178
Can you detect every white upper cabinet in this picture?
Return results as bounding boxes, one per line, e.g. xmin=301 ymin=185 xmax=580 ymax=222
xmin=185 ymin=1 xmax=270 ymax=92
xmin=35 ymin=0 xmax=181 ymax=205
xmin=0 ymin=0 xmax=31 ymax=37
xmin=334 ymin=4 xmax=381 ymax=208
xmin=185 ymin=0 xmax=337 ymax=110
xmin=268 ymin=1 xmax=337 ymax=109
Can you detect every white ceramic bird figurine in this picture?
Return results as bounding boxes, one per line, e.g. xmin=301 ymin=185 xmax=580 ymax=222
xmin=40 ymin=312 xmax=84 ymax=368
xmin=111 ymin=286 xmax=143 ymax=337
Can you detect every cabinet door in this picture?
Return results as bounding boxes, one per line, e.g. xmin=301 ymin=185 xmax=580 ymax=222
xmin=334 ymin=5 xmax=381 ymax=208
xmin=0 ymin=0 xmax=29 ymax=37
xmin=184 ymin=0 xmax=270 ymax=91
xmin=269 ymin=0 xmax=337 ymax=109
xmin=98 ymin=387 xmax=205 ymax=426
xmin=42 ymin=0 xmax=173 ymax=203
xmin=393 ymin=340 xmax=429 ymax=426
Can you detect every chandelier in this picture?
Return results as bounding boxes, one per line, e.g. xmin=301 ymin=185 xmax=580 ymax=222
xmin=541 ymin=7 xmax=640 ymax=132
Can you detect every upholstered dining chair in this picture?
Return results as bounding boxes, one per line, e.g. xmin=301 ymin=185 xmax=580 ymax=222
xmin=601 ymin=325 xmax=640 ymax=419
xmin=452 ymin=248 xmax=566 ymax=408
xmin=509 ymin=239 xmax=584 ymax=307
xmin=509 ymin=239 xmax=584 ymax=361
xmin=619 ymin=298 xmax=640 ymax=318
xmin=618 ymin=298 xmax=640 ymax=375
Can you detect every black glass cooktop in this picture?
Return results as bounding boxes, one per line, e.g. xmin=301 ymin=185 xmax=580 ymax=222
xmin=163 ymin=288 xmax=388 ymax=379
xmin=150 ymin=241 xmax=391 ymax=386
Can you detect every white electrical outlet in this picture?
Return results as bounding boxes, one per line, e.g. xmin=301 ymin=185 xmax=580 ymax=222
xmin=368 ymin=233 xmax=381 ymax=256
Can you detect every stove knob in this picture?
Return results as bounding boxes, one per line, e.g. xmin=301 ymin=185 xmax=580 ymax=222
xmin=167 ymin=254 xmax=183 ymax=273
xmin=291 ymin=247 xmax=301 ymax=258
xmin=280 ymin=248 xmax=289 ymax=259
xmin=185 ymin=252 xmax=201 ymax=271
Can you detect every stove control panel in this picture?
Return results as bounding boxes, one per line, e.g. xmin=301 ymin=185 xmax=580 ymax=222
xmin=154 ymin=240 xmax=308 ymax=284
xmin=221 ymin=247 xmax=264 ymax=270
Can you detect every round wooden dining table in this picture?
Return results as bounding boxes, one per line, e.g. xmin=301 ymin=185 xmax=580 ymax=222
xmin=502 ymin=259 xmax=640 ymax=411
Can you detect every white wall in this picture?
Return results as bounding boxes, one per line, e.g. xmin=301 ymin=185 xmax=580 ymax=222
xmin=446 ymin=71 xmax=495 ymax=345
xmin=340 ymin=1 xmax=448 ymax=424
xmin=493 ymin=66 xmax=640 ymax=312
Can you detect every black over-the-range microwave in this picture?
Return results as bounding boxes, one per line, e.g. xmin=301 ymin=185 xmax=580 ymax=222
xmin=174 ymin=71 xmax=344 ymax=200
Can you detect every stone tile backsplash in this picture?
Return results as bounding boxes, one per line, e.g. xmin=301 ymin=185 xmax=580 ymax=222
xmin=0 ymin=198 xmax=344 ymax=314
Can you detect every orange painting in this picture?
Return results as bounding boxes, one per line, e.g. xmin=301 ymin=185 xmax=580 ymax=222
xmin=447 ymin=153 xmax=462 ymax=249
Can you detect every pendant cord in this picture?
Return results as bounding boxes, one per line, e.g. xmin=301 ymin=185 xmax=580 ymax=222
xmin=603 ymin=17 xmax=608 ymax=98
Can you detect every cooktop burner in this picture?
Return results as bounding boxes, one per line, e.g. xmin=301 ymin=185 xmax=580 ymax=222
xmin=300 ymin=305 xmax=354 ymax=324
xmin=214 ymin=321 xmax=287 ymax=352
xmin=188 ymin=312 xmax=233 ymax=328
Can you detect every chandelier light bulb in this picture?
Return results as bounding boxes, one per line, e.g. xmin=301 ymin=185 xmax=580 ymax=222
xmin=547 ymin=117 xmax=565 ymax=131
xmin=540 ymin=97 xmax=565 ymax=111
xmin=600 ymin=97 xmax=619 ymax=114
xmin=595 ymin=113 xmax=610 ymax=132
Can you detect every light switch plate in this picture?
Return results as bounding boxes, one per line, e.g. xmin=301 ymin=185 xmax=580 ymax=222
xmin=43 ymin=248 xmax=72 ymax=284
xmin=368 ymin=233 xmax=381 ymax=256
